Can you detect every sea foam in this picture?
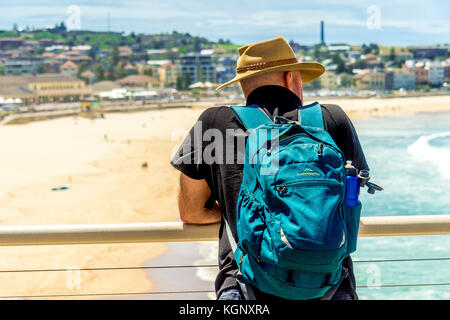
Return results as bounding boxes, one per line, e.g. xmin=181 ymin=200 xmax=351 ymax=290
xmin=407 ymin=131 xmax=450 ymax=179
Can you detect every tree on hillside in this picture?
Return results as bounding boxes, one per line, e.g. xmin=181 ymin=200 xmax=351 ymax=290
xmin=390 ymin=47 xmax=396 ymax=62
xmin=361 ymin=43 xmax=369 ymax=54
xmin=144 ymin=68 xmax=153 ymax=76
xmin=362 ymin=43 xmax=379 ymax=55
xmin=88 ymin=47 xmax=97 ymax=60
xmin=167 ymin=50 xmax=177 ymax=63
xmin=95 ymin=65 xmax=105 ymax=82
xmin=313 ymin=45 xmax=321 ymax=60
xmin=303 ymin=79 xmax=321 ymax=90
xmin=332 ymin=53 xmax=348 ymax=74
xmin=194 ymin=38 xmax=201 ymax=53
xmin=34 ymin=46 xmax=44 ymax=55
xmin=111 ymin=46 xmax=119 ymax=65
xmin=176 ymin=73 xmax=191 ymax=91
xmin=369 ymin=43 xmax=379 ymax=54
xmin=349 ymin=59 xmax=367 ymax=70
xmin=77 ymin=61 xmax=89 ymax=77
xmin=107 ymin=63 xmax=116 ymax=80
xmin=197 ymin=67 xmax=205 ymax=83
xmin=116 ymin=63 xmax=125 ymax=79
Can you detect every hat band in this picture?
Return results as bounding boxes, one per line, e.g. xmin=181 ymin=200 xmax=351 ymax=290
xmin=236 ymin=58 xmax=298 ymax=73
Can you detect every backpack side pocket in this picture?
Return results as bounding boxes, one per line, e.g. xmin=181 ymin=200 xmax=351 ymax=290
xmin=345 ymin=202 xmax=362 ymax=255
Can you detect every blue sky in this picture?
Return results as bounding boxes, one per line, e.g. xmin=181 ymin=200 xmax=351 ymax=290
xmin=0 ymin=0 xmax=448 ymax=46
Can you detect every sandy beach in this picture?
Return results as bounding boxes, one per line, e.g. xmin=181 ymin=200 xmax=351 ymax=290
xmin=0 ymin=94 xmax=449 ymax=299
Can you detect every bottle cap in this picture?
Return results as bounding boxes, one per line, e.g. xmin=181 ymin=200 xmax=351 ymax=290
xmin=345 ymin=160 xmax=358 ymax=177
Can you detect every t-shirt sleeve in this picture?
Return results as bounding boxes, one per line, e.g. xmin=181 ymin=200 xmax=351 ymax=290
xmin=170 ymin=108 xmax=216 ymax=180
xmin=322 ymin=104 xmax=369 ymax=172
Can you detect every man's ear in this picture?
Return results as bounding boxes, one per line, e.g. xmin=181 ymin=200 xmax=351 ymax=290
xmin=283 ymin=71 xmax=293 ymax=90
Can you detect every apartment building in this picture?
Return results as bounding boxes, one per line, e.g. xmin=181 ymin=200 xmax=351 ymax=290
xmin=385 ymin=69 xmax=416 ymax=90
xmin=178 ymin=53 xmax=216 ymax=84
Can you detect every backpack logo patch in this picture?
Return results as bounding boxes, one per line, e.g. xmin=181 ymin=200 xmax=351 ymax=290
xmin=297 ymin=168 xmax=320 ymax=176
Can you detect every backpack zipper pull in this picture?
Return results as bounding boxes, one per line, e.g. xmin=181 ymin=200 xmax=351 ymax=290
xmin=276 ymin=185 xmax=287 ymax=194
xmin=317 ymin=143 xmax=323 ymax=157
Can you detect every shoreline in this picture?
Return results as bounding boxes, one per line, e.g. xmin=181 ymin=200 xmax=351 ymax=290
xmin=306 ymin=95 xmax=450 ymax=121
xmin=0 ymin=95 xmax=449 ymax=299
xmin=2 ymin=94 xmax=450 ymax=125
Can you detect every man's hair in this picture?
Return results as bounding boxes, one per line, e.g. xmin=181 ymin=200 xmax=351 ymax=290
xmin=240 ymin=71 xmax=286 ymax=98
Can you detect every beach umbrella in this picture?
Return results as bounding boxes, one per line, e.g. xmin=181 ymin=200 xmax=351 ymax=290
xmin=189 ymin=82 xmax=205 ymax=89
xmin=204 ymin=81 xmax=218 ymax=88
xmin=99 ymin=88 xmax=127 ymax=99
xmin=0 ymin=96 xmax=4 ymax=104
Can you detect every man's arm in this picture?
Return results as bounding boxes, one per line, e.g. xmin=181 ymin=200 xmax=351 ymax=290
xmin=177 ymin=173 xmax=221 ymax=224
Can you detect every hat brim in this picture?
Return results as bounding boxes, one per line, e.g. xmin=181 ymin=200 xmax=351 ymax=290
xmin=216 ymin=62 xmax=325 ymax=91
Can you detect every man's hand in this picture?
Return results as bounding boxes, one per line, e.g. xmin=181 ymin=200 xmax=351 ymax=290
xmin=177 ymin=173 xmax=221 ymax=224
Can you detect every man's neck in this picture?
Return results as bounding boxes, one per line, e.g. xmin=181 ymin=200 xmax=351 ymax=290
xmin=246 ymin=85 xmax=302 ymax=113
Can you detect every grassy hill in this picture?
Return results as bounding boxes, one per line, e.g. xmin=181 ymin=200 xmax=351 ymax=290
xmin=0 ymin=28 xmax=224 ymax=52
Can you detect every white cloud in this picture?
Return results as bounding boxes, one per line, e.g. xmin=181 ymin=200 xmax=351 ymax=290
xmin=0 ymin=0 xmax=448 ymax=44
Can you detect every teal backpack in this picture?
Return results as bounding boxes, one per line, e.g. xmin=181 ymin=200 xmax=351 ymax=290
xmin=225 ymin=102 xmax=362 ymax=300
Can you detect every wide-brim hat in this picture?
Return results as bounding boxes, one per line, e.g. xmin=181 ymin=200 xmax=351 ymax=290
xmin=216 ymin=36 xmax=325 ymax=90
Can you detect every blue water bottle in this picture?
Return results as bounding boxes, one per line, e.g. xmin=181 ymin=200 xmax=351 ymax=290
xmin=345 ymin=160 xmax=360 ymax=207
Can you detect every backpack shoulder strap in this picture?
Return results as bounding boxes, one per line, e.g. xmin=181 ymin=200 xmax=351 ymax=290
xmin=298 ymin=102 xmax=325 ymax=130
xmin=299 ymin=102 xmax=343 ymax=154
xmin=230 ymin=105 xmax=273 ymax=130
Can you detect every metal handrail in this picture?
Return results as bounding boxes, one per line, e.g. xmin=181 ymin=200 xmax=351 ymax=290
xmin=0 ymin=215 xmax=449 ymax=246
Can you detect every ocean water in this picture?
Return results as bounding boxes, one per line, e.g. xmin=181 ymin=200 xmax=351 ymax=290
xmin=352 ymin=110 xmax=450 ymax=299
xmin=148 ymin=110 xmax=450 ymax=300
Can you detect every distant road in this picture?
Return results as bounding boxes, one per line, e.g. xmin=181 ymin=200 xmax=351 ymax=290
xmin=1 ymin=100 xmax=242 ymax=125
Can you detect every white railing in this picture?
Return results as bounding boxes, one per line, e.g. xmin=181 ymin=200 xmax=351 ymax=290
xmin=0 ymin=215 xmax=449 ymax=299
xmin=0 ymin=215 xmax=449 ymax=246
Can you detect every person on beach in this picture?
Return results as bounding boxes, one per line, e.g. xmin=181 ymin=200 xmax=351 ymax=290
xmin=171 ymin=36 xmax=368 ymax=300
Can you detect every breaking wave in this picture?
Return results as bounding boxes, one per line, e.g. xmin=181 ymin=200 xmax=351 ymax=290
xmin=407 ymin=131 xmax=450 ymax=179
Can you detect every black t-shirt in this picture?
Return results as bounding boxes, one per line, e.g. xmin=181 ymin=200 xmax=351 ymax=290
xmin=171 ymin=85 xmax=369 ymax=300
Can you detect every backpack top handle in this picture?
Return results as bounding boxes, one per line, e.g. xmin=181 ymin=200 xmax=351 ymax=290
xmin=230 ymin=105 xmax=273 ymax=130
xmin=299 ymin=102 xmax=325 ymax=130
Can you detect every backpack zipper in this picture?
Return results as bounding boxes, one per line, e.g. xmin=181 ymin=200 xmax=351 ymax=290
xmin=275 ymin=132 xmax=344 ymax=161
xmin=276 ymin=179 xmax=342 ymax=195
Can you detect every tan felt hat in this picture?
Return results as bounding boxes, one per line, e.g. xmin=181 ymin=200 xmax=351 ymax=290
xmin=216 ymin=36 xmax=325 ymax=90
